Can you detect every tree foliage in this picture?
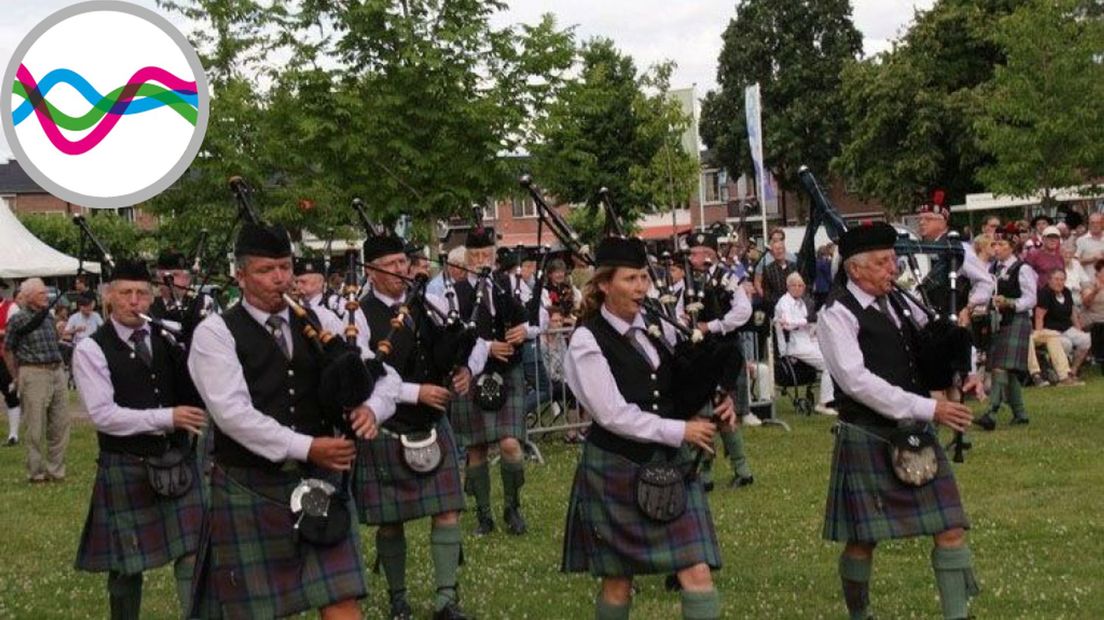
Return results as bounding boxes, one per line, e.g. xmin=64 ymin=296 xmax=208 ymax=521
xmin=699 ymin=0 xmax=862 ymax=199
xmin=975 ymin=0 xmax=1104 ymax=199
xmin=833 ymin=0 xmax=1028 ymax=212
xmin=18 ymin=213 xmax=156 ymax=261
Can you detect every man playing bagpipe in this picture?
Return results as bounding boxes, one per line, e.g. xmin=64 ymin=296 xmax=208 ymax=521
xmin=562 ymin=235 xmax=736 ymax=620
xmin=448 ymin=224 xmax=533 ymax=536
xmin=679 ymin=231 xmax=755 ymax=491
xmin=354 ymin=232 xmax=486 ymax=620
xmin=819 ymin=222 xmax=982 ymax=620
xmin=71 ymin=259 xmax=208 ymax=619
xmin=294 ymin=256 xmax=344 ymax=327
xmin=186 ymin=222 xmax=403 ymax=619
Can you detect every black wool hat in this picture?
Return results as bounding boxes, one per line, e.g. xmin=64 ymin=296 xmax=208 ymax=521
xmin=234 ymin=222 xmax=292 ymax=259
xmin=838 ymin=222 xmax=898 ymax=261
xmin=363 ymin=235 xmax=406 ymax=263
xmin=686 ymin=231 xmax=718 ymax=252
xmin=156 ymin=251 xmax=187 ymax=270
xmin=595 ymin=236 xmax=648 ymax=269
xmin=293 ymin=257 xmax=325 ymax=276
xmin=465 ymin=225 xmax=496 ymax=249
xmin=496 ymin=246 xmax=519 ymax=270
xmin=109 ymin=258 xmax=152 ymax=283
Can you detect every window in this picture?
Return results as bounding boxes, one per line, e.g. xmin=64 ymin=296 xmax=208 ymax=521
xmin=483 ymin=200 xmax=498 ymax=221
xmin=702 ymin=169 xmax=728 ymax=204
xmin=116 ymin=207 xmax=135 ymax=223
xmin=511 ymin=195 xmax=536 ymax=218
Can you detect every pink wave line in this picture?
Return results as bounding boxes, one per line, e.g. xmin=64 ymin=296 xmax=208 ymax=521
xmin=16 ymin=64 xmax=198 ymax=156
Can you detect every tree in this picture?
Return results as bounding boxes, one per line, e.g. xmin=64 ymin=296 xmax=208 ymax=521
xmin=18 ymin=213 xmax=155 ymax=261
xmin=700 ymin=0 xmax=862 ymax=209
xmin=833 ymin=0 xmax=1028 ymax=212
xmin=975 ymin=0 xmax=1104 ymax=201
xmin=532 ymin=40 xmax=697 ymax=245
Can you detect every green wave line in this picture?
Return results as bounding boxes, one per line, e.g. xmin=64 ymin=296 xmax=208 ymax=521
xmin=11 ymin=81 xmax=197 ymax=130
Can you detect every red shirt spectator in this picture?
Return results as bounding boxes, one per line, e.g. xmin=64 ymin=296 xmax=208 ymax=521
xmin=1024 ymin=226 xmax=1065 ymax=286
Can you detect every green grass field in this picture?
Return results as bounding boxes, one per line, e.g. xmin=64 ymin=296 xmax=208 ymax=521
xmin=1 ymin=377 xmax=1102 ymax=619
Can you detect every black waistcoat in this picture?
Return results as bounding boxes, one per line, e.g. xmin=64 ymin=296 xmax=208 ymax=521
xmin=994 ymin=259 xmax=1026 ymax=320
xmin=90 ymin=321 xmax=192 ymax=456
xmin=918 ymin=239 xmax=971 ymax=315
xmin=828 ymin=289 xmax=927 ymax=428
xmin=454 ymin=276 xmax=522 ymax=369
xmin=361 ymin=293 xmax=440 ymax=433
xmin=582 ymin=314 xmax=678 ymax=464
xmin=687 ymin=268 xmax=735 ymax=326
xmin=220 ymin=305 xmax=324 ymax=469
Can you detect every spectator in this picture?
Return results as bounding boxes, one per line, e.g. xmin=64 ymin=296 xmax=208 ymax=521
xmin=981 ymin=215 xmax=1002 ymax=237
xmin=1062 ymin=246 xmax=1092 ymax=309
xmin=65 ymin=274 xmax=92 ymax=313
xmin=1032 ymin=269 xmax=1091 ymax=385
xmin=540 ymin=307 xmax=585 ymax=442
xmin=813 ymin=243 xmax=835 ymax=311
xmin=1024 ymin=226 xmax=1065 ymax=286
xmin=0 ymin=280 xmax=21 ymax=446
xmin=64 ymin=293 xmax=104 ymax=345
xmin=53 ymin=306 xmax=70 ymax=342
xmin=1081 ymin=260 xmax=1104 ymax=327
xmin=756 ymin=240 xmax=797 ymax=317
xmin=543 ymin=259 xmax=581 ymax=323
xmin=2 ymin=278 xmax=70 ymax=482
xmin=1056 ymin=222 xmax=1075 ymax=252
xmin=774 ymin=272 xmax=835 ymax=415
xmin=1023 ymin=214 xmax=1053 ymax=251
xmin=752 ymin=227 xmax=798 ymax=279
xmin=1076 ymin=212 xmax=1104 ymax=278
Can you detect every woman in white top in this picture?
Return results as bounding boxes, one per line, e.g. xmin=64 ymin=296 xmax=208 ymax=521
xmin=774 ymin=272 xmax=836 ymax=415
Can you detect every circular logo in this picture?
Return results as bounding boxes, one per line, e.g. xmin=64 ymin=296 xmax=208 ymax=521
xmin=1 ymin=1 xmax=209 ymax=209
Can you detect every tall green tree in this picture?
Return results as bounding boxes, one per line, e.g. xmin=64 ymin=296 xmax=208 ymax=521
xmin=18 ymin=213 xmax=156 ymax=260
xmin=833 ymin=0 xmax=1028 ymax=212
xmin=975 ymin=0 xmax=1104 ymax=201
xmin=532 ymin=40 xmax=697 ymax=244
xmin=699 ymin=0 xmax=862 ymax=207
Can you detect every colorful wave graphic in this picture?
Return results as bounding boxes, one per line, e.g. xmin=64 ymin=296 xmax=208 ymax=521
xmin=11 ymin=64 xmax=198 ymax=155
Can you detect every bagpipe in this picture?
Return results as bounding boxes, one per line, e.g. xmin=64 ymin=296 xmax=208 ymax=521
xmin=796 ymin=167 xmax=973 ymax=462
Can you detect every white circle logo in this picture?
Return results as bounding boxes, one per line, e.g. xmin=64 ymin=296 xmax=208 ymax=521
xmin=1 ymin=1 xmax=209 ymax=209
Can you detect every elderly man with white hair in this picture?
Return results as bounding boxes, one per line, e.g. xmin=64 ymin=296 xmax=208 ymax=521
xmin=3 ymin=277 xmax=70 ymax=483
xmin=774 ymin=272 xmax=835 ymax=415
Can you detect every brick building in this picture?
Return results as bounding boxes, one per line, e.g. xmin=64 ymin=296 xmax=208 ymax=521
xmin=0 ymin=159 xmax=159 ymax=229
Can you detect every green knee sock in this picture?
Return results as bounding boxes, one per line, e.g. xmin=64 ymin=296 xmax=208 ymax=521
xmin=431 ymin=524 xmax=462 ymax=611
xmin=107 ymin=571 xmax=142 ymax=620
xmin=595 ymin=595 xmax=630 ymax=620
xmin=987 ymin=371 xmax=1007 ymax=415
xmin=501 ymin=459 xmax=525 ymax=508
xmin=173 ymin=554 xmax=194 ymax=618
xmin=699 ymin=448 xmax=715 ymax=485
xmin=376 ymin=529 xmax=407 ymax=596
xmin=1006 ymin=378 xmax=1027 ymax=418
xmin=466 ymin=462 xmax=492 ymax=513
xmin=932 ymin=546 xmax=979 ymax=620
xmin=722 ymin=427 xmax=752 ymax=478
xmin=839 ymin=554 xmax=872 ymax=620
xmin=681 ymin=589 xmax=721 ymax=620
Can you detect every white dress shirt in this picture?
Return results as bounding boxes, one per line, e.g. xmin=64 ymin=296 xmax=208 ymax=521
xmin=564 ymin=305 xmax=685 ymax=448
xmin=817 ymin=280 xmax=937 ymax=423
xmin=774 ymin=293 xmax=817 ymax=356
xmin=188 ymin=298 xmax=400 ymax=464
xmin=72 ymin=318 xmax=176 ymax=436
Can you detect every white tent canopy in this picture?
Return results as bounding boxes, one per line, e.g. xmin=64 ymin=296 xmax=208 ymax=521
xmin=0 ymin=198 xmax=100 ymax=279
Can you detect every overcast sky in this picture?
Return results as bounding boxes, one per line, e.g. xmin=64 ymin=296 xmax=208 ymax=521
xmin=1 ymin=0 xmax=934 ymax=159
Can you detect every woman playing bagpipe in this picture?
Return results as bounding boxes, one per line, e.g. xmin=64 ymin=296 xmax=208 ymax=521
xmin=561 ymin=234 xmax=737 ymax=620
xmin=186 ymin=203 xmax=404 ymax=618
xmin=353 ymin=231 xmax=486 ymax=620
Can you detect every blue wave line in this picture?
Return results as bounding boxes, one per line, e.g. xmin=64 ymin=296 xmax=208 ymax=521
xmin=11 ymin=67 xmax=199 ymax=124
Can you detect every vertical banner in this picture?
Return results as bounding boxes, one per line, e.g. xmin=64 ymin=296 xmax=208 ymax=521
xmin=744 ymin=83 xmax=773 ymax=208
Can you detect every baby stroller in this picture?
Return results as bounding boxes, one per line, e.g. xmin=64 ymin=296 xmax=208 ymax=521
xmin=772 ymin=322 xmax=818 ymax=416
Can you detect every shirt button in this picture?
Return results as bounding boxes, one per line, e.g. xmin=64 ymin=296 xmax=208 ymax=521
xmin=150 ymin=373 xmax=157 ymax=379
xmin=652 ymin=404 xmax=659 ymax=411
xmin=653 ymin=390 xmax=660 ymax=397
xmin=650 ymin=373 xmax=656 ymax=380
xmin=287 ymin=370 xmax=295 ymax=377
xmin=153 ymin=388 xmax=160 ymax=394
xmin=289 ymin=406 xmax=296 ymax=413
xmin=289 ymin=388 xmax=295 ymax=395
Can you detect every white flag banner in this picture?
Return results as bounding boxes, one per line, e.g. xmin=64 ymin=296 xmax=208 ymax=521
xmin=744 ymin=83 xmax=774 ymax=205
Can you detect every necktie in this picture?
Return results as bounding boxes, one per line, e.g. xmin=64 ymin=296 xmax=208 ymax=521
xmin=130 ymin=329 xmax=152 ymax=366
xmin=875 ymin=295 xmax=900 ymax=329
xmin=626 ymin=327 xmax=656 ymax=370
xmin=266 ymin=315 xmax=291 ymax=360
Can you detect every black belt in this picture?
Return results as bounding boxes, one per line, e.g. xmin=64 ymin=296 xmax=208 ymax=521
xmin=587 ymin=424 xmax=666 ymax=465
xmin=838 ymin=406 xmax=898 ymax=429
xmin=98 ymin=432 xmax=179 ymax=458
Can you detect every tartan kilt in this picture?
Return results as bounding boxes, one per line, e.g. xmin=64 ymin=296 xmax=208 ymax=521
xmin=449 ymin=363 xmax=527 ymax=449
xmin=353 ymin=417 xmax=466 ymax=525
xmin=988 ymin=312 xmax=1031 ymax=373
xmin=823 ymin=423 xmax=969 ymax=543
xmin=562 ymin=441 xmax=722 ymax=578
xmin=75 ymin=451 xmax=204 ymax=574
xmin=190 ymin=464 xmax=366 ymax=619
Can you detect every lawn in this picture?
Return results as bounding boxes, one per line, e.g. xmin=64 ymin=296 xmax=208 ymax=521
xmin=1 ymin=376 xmax=1102 ymax=619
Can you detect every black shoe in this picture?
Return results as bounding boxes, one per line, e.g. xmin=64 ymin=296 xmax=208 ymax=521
xmin=1010 ymin=416 xmax=1030 ymax=426
xmin=976 ymin=413 xmax=996 ymax=431
xmin=388 ymin=592 xmax=413 ymax=620
xmin=702 ymin=481 xmax=715 ymax=493
xmin=474 ymin=510 xmax=495 ymax=536
xmin=664 ymin=573 xmax=682 ymax=592
xmin=4 ymin=437 xmax=16 ymax=447
xmin=432 ymin=601 xmax=470 ymax=620
xmin=503 ymin=505 xmax=527 ymax=535
xmin=729 ymin=475 xmax=754 ymax=489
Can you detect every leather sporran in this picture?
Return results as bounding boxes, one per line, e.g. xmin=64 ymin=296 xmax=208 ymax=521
xmin=888 ymin=426 xmax=939 ymax=487
xmin=291 ymin=478 xmax=350 ymax=547
xmin=145 ymin=446 xmax=195 ymax=499
xmin=399 ymin=429 xmax=443 ymax=474
xmin=635 ymin=462 xmax=688 ymax=522
xmin=474 ymin=372 xmax=506 ymax=411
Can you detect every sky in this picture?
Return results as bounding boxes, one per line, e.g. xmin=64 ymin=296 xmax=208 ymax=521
xmin=0 ymin=0 xmax=935 ymax=160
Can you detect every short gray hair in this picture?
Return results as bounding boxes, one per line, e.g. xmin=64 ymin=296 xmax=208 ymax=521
xmin=19 ymin=277 xmax=45 ymax=296
xmin=447 ymin=246 xmax=466 ymax=263
xmin=786 ymin=272 xmax=805 ymax=287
